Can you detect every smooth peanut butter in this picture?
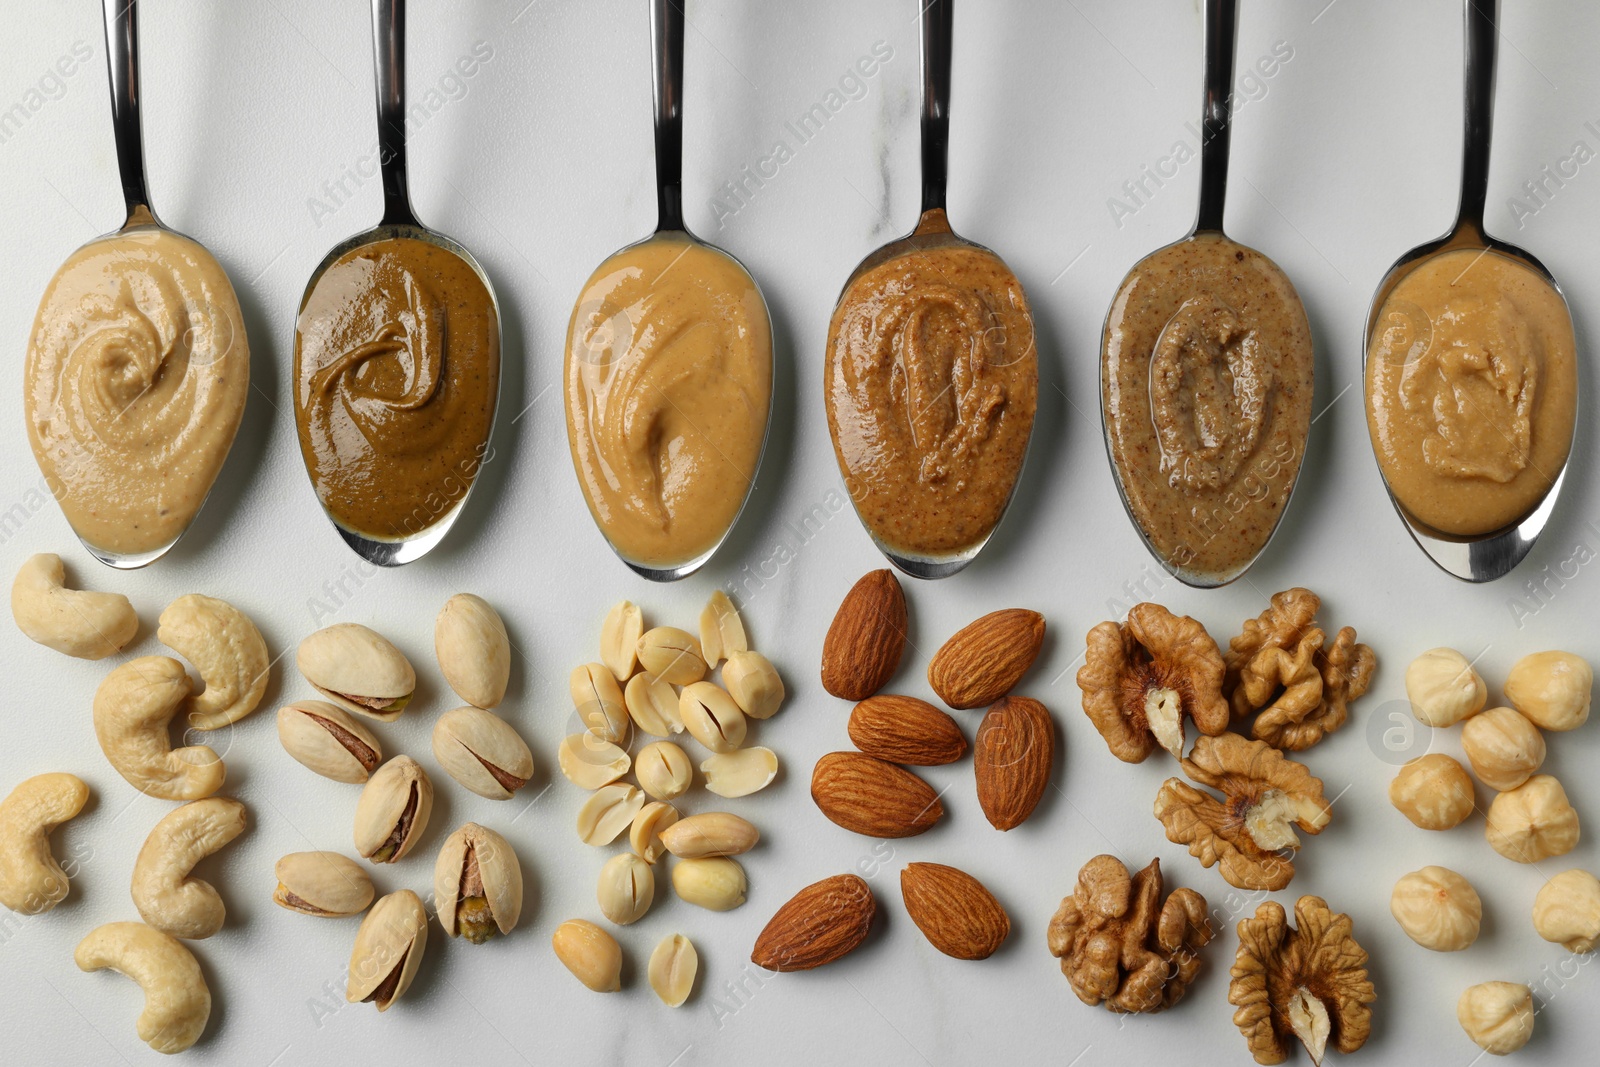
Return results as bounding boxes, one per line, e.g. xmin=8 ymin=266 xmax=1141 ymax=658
xmin=825 ymin=212 xmax=1037 ymax=560
xmin=25 ymin=224 xmax=249 ymax=557
xmin=1103 ymin=233 xmax=1313 ymax=579
xmin=1366 ymin=248 xmax=1575 ymax=536
xmin=295 ymin=237 xmax=498 ymax=541
xmin=565 ymin=234 xmax=772 ymax=567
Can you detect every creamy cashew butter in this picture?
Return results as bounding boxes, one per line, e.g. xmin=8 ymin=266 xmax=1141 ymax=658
xmin=1366 ymin=248 xmax=1576 ymax=536
xmin=1103 ymin=233 xmax=1313 ymax=579
xmin=565 ymin=234 xmax=772 ymax=567
xmin=25 ymin=226 xmax=248 ymax=557
xmin=825 ymin=210 xmax=1037 ymax=559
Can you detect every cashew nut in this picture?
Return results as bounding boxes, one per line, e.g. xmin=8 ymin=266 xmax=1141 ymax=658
xmin=75 ymin=921 xmax=211 ymax=1054
xmin=132 ymin=798 xmax=248 ymax=939
xmin=158 ymin=594 xmax=270 ymax=731
xmin=11 ymin=553 xmax=137 ymax=659
xmin=0 ymin=772 xmax=89 ymax=914
xmin=93 ymin=657 xmax=226 ymax=801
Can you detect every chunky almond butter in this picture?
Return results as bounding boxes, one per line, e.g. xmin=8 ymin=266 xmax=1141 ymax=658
xmin=820 ymin=570 xmax=907 ymax=700
xmin=848 ymin=695 xmax=967 ymax=766
xmin=973 ymin=696 xmax=1053 ymax=830
xmin=927 ymin=608 xmax=1045 ymax=709
xmin=899 ymin=862 xmax=1010 ymax=960
xmin=810 ymin=752 xmax=943 ymax=838
xmin=752 ymin=873 xmax=876 ymax=972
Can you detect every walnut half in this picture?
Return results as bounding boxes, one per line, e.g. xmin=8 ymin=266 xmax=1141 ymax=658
xmin=1077 ymin=603 xmax=1229 ymax=762
xmin=1229 ymin=895 xmax=1375 ymax=1065
xmin=1153 ymin=733 xmax=1332 ymax=891
xmin=1046 ymin=855 xmax=1212 ymax=1013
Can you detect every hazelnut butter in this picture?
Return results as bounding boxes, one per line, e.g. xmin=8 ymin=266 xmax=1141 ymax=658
xmin=825 ymin=211 xmax=1037 ymax=560
xmin=1365 ymin=248 xmax=1575 ymax=536
xmin=1102 ymin=233 xmax=1313 ymax=579
xmin=294 ymin=237 xmax=498 ymax=540
xmin=25 ymin=226 xmax=249 ymax=556
xmin=565 ymin=234 xmax=772 ymax=567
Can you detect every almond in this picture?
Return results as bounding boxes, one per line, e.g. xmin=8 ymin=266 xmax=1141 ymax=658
xmin=973 ymin=696 xmax=1054 ymax=830
xmin=811 ymin=752 xmax=944 ymax=838
xmin=751 ymin=874 xmax=876 ymax=971
xmin=848 ymin=695 xmax=967 ymax=766
xmin=927 ymin=608 xmax=1045 ymax=709
xmin=899 ymin=862 xmax=1010 ymax=960
xmin=820 ymin=570 xmax=908 ymax=700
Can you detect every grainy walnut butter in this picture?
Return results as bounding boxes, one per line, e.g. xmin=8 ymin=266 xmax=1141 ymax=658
xmin=25 ymin=226 xmax=248 ymax=557
xmin=1366 ymin=249 xmax=1575 ymax=536
xmin=565 ymin=234 xmax=772 ymax=567
xmin=1103 ymin=233 xmax=1312 ymax=579
xmin=825 ymin=211 xmax=1037 ymax=559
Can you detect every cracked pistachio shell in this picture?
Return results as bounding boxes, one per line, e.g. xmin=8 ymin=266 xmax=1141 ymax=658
xmin=273 ymin=851 xmax=374 ymax=917
xmin=680 ymin=682 xmax=746 ymax=753
xmin=346 ymin=890 xmax=428 ymax=1010
xmin=297 ymin=623 xmax=416 ymax=721
xmin=636 ymin=742 xmax=693 ymax=801
xmin=722 ymin=651 xmax=784 ymax=719
xmin=434 ymin=823 xmax=522 ymax=942
xmin=648 ymin=933 xmax=698 ymax=1007
xmin=637 ymin=627 xmax=707 ymax=685
xmin=353 ymin=756 xmax=434 ymax=863
xmin=570 ymin=662 xmax=629 ymax=743
xmin=576 ymin=784 xmax=645 ymax=846
xmin=625 ymin=672 xmax=685 ymax=737
xmin=701 ymin=747 xmax=778 ymax=798
xmin=431 ymin=706 xmax=533 ymax=800
xmin=558 ymin=732 xmax=630 ymax=790
xmin=600 ymin=600 xmax=643 ymax=682
xmin=277 ymin=701 xmax=383 ymax=784
xmin=435 ymin=594 xmax=511 ymax=709
xmin=597 ymin=852 xmax=655 ymax=925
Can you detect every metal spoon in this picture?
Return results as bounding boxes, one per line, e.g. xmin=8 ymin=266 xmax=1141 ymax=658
xmin=568 ymin=0 xmax=774 ymax=583
xmin=1362 ymin=0 xmax=1575 ymax=582
xmin=830 ymin=0 xmax=1036 ymax=580
xmin=293 ymin=0 xmax=502 ymax=567
xmin=1098 ymin=0 xmax=1312 ymax=588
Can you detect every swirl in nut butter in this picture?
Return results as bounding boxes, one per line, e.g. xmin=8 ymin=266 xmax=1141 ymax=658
xmin=25 ymin=227 xmax=248 ymax=557
xmin=564 ymin=234 xmax=772 ymax=568
xmin=295 ymin=238 xmax=498 ymax=540
xmin=825 ymin=224 xmax=1037 ymax=560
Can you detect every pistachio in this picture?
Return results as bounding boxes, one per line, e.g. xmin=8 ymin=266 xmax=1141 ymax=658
xmin=597 ymin=853 xmax=655 ymax=925
xmin=346 ymin=890 xmax=428 ymax=1011
xmin=354 ymin=756 xmax=434 ymax=863
xmin=277 ymin=701 xmax=383 ymax=784
xmin=431 ymin=706 xmax=533 ymax=800
xmin=434 ymin=823 xmax=522 ymax=944
xmin=680 ymin=682 xmax=747 ymax=753
xmin=637 ymin=627 xmax=707 ymax=685
xmin=659 ymin=812 xmax=760 ymax=859
xmin=636 ymin=742 xmax=693 ymax=801
xmin=630 ymin=801 xmax=680 ymax=863
xmin=434 ymin=594 xmax=511 ymax=709
xmin=648 ymin=933 xmax=698 ymax=1007
xmin=576 ymin=784 xmax=645 ymax=846
xmin=600 ymin=600 xmax=644 ymax=682
xmin=273 ymin=851 xmax=374 ymax=917
xmin=624 ymin=672 xmax=685 ymax=736
xmin=570 ymin=662 xmax=629 ymax=743
xmin=558 ymin=733 xmax=631 ymax=790
xmin=698 ymin=590 xmax=748 ymax=668
xmin=552 ymin=919 xmax=621 ymax=992
xmin=723 ymin=650 xmax=785 ymax=719
xmin=671 ymin=857 xmax=747 ymax=911
xmin=701 ymin=747 xmax=779 ymax=798
xmin=298 ymin=623 xmax=416 ymax=721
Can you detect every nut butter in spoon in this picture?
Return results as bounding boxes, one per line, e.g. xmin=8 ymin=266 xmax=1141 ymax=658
xmin=564 ymin=0 xmax=773 ymax=582
xmin=24 ymin=0 xmax=249 ymax=568
xmin=294 ymin=0 xmax=501 ymax=566
xmin=1101 ymin=0 xmax=1312 ymax=588
xmin=825 ymin=0 xmax=1037 ymax=580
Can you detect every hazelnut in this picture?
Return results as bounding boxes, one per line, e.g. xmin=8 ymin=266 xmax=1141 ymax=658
xmin=1388 ymin=753 xmax=1475 ymax=831
xmin=1531 ymin=869 xmax=1600 ymax=953
xmin=1505 ymin=650 xmax=1592 ymax=732
xmin=1404 ymin=648 xmax=1486 ymax=727
xmin=1457 ymin=981 xmax=1534 ymax=1055
xmin=1460 ymin=707 xmax=1546 ymax=791
xmin=1485 ymin=774 xmax=1580 ymax=863
xmin=1389 ymin=866 xmax=1481 ymax=951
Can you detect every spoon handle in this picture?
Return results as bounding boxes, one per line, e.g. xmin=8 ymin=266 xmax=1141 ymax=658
xmin=1457 ymin=0 xmax=1497 ymax=234
xmin=1193 ymin=0 xmax=1237 ymax=234
xmin=919 ymin=0 xmax=952 ymax=215
xmin=102 ymin=0 xmax=154 ymax=225
xmin=372 ymin=0 xmax=416 ymax=226
xmin=651 ymin=0 xmax=685 ymax=232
